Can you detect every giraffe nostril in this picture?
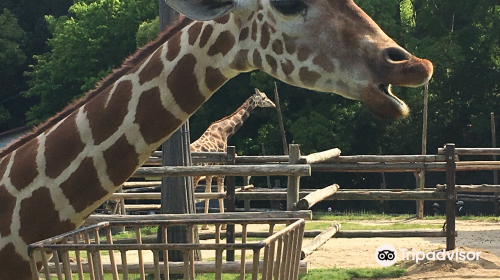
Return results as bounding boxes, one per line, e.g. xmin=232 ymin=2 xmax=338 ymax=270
xmin=384 ymin=47 xmax=411 ymax=63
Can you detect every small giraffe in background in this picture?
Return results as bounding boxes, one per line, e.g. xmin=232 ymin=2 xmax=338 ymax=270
xmin=191 ymin=88 xmax=275 ymax=227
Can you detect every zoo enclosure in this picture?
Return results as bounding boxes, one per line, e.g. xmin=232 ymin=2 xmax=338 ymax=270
xmin=29 ymin=217 xmax=306 ymax=280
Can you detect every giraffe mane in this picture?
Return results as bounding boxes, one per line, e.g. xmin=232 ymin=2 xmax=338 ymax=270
xmin=0 ymin=16 xmax=194 ymax=159
xmin=208 ymin=96 xmax=253 ymax=127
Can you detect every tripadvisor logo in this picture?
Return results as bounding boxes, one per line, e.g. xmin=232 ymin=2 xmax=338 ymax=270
xmin=375 ymin=244 xmax=483 ymax=266
xmin=375 ymin=244 xmax=397 ymax=266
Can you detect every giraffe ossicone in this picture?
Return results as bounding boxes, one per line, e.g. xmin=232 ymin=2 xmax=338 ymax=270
xmin=0 ymin=0 xmax=432 ymax=278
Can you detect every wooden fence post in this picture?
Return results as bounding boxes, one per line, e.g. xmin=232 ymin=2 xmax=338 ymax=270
xmin=226 ymin=146 xmax=236 ymax=261
xmin=445 ymin=143 xmax=456 ymax=251
xmin=491 ymin=112 xmax=499 ymax=216
xmin=243 ymin=176 xmax=251 ymax=211
xmin=287 ymin=144 xmax=301 ymax=210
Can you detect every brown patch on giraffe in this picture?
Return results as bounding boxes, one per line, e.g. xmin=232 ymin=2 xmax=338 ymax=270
xmin=313 ymin=53 xmax=335 ymax=72
xmin=234 ymin=16 xmax=242 ymax=28
xmin=257 ymin=13 xmax=264 ymax=21
xmin=266 ymin=55 xmax=278 ymax=74
xmin=10 ymin=138 xmax=38 ymax=191
xmin=208 ymin=30 xmax=236 ymax=57
xmin=239 ymin=27 xmax=249 ymax=41
xmin=214 ymin=14 xmax=230 ymax=24
xmin=188 ymin=22 xmax=203 ymax=46
xmin=272 ymin=39 xmax=284 ymax=55
xmin=167 ymin=54 xmax=206 ymax=114
xmin=251 ymin=20 xmax=257 ymax=41
xmin=229 ymin=49 xmax=250 ymax=71
xmin=166 ymin=31 xmax=182 ymax=61
xmin=0 ymin=153 xmax=11 ymax=178
xmin=281 ymin=59 xmax=295 ymax=76
xmin=138 ymin=47 xmax=164 ymax=85
xmin=199 ymin=24 xmax=214 ymax=48
xmin=282 ymin=33 xmax=296 ymax=54
xmin=103 ymin=136 xmax=139 ymax=186
xmin=45 ymin=112 xmax=85 ymax=179
xmin=253 ymin=50 xmax=263 ymax=69
xmin=0 ymin=185 xmax=15 ymax=236
xmin=260 ymin=22 xmax=271 ymax=49
xmin=267 ymin=12 xmax=276 ymax=24
xmin=85 ymin=80 xmax=133 ymax=145
xmin=205 ymin=67 xmax=228 ymax=91
xmin=299 ymin=67 xmax=321 ymax=86
xmin=19 ymin=187 xmax=75 ymax=244
xmin=247 ymin=11 xmax=255 ymax=21
xmin=135 ymin=87 xmax=183 ymax=144
xmin=0 ymin=243 xmax=32 ymax=280
xmin=60 ymin=157 xmax=107 ymax=213
xmin=297 ymin=46 xmax=311 ymax=61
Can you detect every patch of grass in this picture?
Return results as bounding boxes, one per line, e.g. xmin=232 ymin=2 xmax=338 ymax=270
xmin=313 ymin=211 xmax=414 ymax=221
xmin=299 ymin=267 xmax=406 ymax=279
xmin=340 ymin=223 xmax=441 ymax=230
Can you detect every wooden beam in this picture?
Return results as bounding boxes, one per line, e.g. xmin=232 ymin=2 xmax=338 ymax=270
xmin=297 ymin=184 xmax=339 ymax=210
xmin=438 ymin=147 xmax=500 ymax=155
xmin=233 ymin=190 xmax=446 ymax=201
xmin=303 ymin=148 xmax=341 ymax=164
xmin=310 ymin=163 xmax=446 ymax=172
xmin=132 ymin=164 xmax=311 ymax=177
xmin=287 ymin=145 xmax=301 ymax=210
xmin=445 ymin=144 xmax=456 ymax=251
xmin=437 ymin=184 xmax=500 ymax=193
xmin=85 ymin=211 xmax=313 ymax=225
xmin=46 ymin=260 xmax=308 ymax=275
xmin=301 ymin=223 xmax=340 ymax=259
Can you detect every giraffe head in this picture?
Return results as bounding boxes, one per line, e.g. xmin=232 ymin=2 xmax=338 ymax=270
xmin=252 ymin=88 xmax=276 ymax=108
xmin=167 ymin=0 xmax=433 ymax=119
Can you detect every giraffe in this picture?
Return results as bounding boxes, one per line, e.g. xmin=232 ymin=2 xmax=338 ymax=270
xmin=0 ymin=0 xmax=433 ymax=278
xmin=191 ymin=88 xmax=275 ymax=227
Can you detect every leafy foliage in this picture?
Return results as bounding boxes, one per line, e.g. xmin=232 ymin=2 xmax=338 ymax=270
xmin=23 ymin=0 xmax=158 ymax=124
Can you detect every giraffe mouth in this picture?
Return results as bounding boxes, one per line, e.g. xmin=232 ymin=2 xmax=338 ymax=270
xmin=361 ymin=83 xmax=409 ymax=119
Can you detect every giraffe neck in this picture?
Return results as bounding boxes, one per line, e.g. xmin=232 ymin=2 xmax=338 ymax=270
xmin=0 ymin=15 xmax=245 ymax=278
xmin=220 ymin=97 xmax=257 ymax=140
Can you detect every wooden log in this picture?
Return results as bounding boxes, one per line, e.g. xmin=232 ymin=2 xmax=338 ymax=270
xmin=445 ymin=144 xmax=456 ymax=251
xmin=303 ymin=148 xmax=341 ymax=164
xmin=84 ymin=211 xmax=313 ymax=225
xmin=332 ymin=230 xmax=446 ymax=238
xmin=436 ymin=184 xmax=500 ymax=193
xmin=233 ymin=190 xmax=446 ymax=201
xmin=132 ymin=164 xmax=311 ymax=177
xmin=300 ymin=223 xmax=340 ymax=259
xmin=109 ymin=192 xmax=226 ymax=200
xmin=236 ymin=184 xmax=254 ymax=192
xmin=438 ymin=147 xmax=500 ymax=155
xmin=46 ymin=260 xmax=308 ymax=275
xmin=287 ymin=145 xmax=301 ymax=210
xmin=234 ymin=154 xmax=447 ymax=164
xmin=124 ymin=204 xmax=161 ymax=211
xmin=122 ymin=181 xmax=161 ymax=188
xmin=310 ymin=162 xmax=447 ymax=172
xmin=297 ymin=184 xmax=339 ymax=210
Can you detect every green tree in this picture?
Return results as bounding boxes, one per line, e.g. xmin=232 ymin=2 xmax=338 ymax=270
xmin=24 ymin=0 xmax=158 ymax=124
xmin=0 ymin=8 xmax=26 ymax=124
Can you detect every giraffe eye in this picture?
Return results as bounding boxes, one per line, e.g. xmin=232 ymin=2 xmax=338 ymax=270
xmin=270 ymin=0 xmax=307 ymax=16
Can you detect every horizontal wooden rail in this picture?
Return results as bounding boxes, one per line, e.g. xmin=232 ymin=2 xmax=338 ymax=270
xmin=233 ymin=190 xmax=446 ymax=201
xmin=122 ymin=181 xmax=161 ymax=188
xmin=85 ymin=211 xmax=312 ymax=225
xmin=110 ymin=192 xmax=226 ymax=200
xmin=46 ymin=260 xmax=308 ymax=275
xmin=438 ymin=147 xmax=500 ymax=155
xmin=132 ymin=164 xmax=311 ymax=177
xmin=436 ymin=184 xmax=500 ymax=193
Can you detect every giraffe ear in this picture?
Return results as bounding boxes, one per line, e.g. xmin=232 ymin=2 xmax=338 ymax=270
xmin=165 ymin=0 xmax=235 ymax=21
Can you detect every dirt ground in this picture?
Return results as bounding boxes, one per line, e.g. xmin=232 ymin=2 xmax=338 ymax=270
xmin=303 ymin=219 xmax=500 ymax=279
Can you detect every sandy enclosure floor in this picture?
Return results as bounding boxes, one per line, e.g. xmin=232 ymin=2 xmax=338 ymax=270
xmin=302 ymin=219 xmax=500 ymax=279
